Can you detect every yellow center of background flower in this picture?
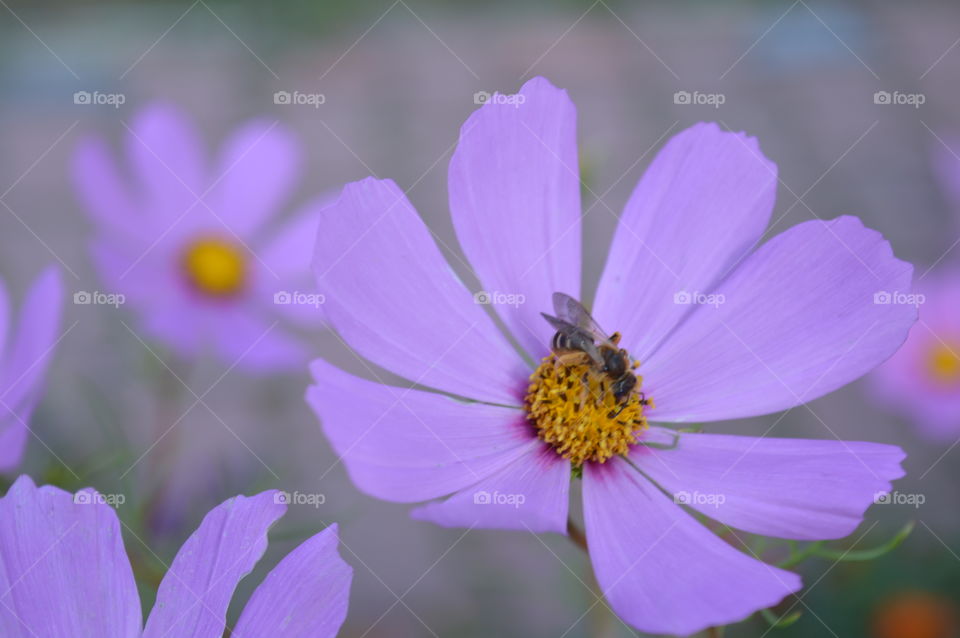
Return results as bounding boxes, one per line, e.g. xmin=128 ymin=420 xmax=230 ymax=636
xmin=525 ymin=356 xmax=650 ymax=467
xmin=926 ymin=343 xmax=960 ymax=385
xmin=182 ymin=237 xmax=247 ymax=297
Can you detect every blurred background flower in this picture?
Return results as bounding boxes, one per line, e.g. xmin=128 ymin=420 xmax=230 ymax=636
xmin=72 ymin=103 xmax=324 ymax=375
xmin=0 ymin=267 xmax=62 ymax=471
xmin=2 ymin=0 xmax=960 ymax=636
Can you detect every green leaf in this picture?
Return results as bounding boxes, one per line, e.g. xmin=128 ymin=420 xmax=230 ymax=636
xmin=778 ymin=540 xmax=823 ymax=568
xmin=813 ymin=521 xmax=915 ymax=562
xmin=761 ymin=607 xmax=802 ymax=628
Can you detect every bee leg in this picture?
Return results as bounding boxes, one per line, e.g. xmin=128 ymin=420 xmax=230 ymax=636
xmin=608 ymin=401 xmax=628 ymax=420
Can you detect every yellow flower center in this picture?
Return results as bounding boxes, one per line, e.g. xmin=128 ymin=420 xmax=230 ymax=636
xmin=525 ymin=356 xmax=651 ymax=467
xmin=927 ymin=342 xmax=960 ymax=385
xmin=181 ymin=237 xmax=247 ymax=297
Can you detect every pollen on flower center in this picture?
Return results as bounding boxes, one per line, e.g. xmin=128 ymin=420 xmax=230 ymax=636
xmin=525 ymin=356 xmax=651 ymax=467
xmin=181 ymin=237 xmax=247 ymax=297
xmin=926 ymin=342 xmax=960 ymax=384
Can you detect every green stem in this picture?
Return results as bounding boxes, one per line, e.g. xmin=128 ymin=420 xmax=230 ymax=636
xmin=568 ymin=519 xmax=588 ymax=552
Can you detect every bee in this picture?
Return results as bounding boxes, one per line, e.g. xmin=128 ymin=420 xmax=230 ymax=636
xmin=540 ymin=292 xmax=641 ymax=408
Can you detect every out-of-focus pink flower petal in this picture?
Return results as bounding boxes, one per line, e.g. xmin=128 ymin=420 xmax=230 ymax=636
xmin=307 ymin=358 xmax=533 ymax=503
xmin=0 ymin=267 xmax=63 ymax=471
xmin=125 ymin=104 xmax=205 ymax=223
xmin=644 ymin=216 xmax=915 ymax=423
xmin=411 ymin=445 xmax=570 ymax=534
xmin=449 ymin=77 xmax=581 ymax=360
xmin=143 ymin=491 xmax=286 ymax=638
xmin=72 ymin=136 xmax=143 ymax=239
xmin=213 ymin=306 xmax=307 ymax=374
xmin=868 ymin=267 xmax=960 ymax=439
xmin=206 ymin=119 xmax=301 ymax=237
xmin=593 ymin=123 xmax=777 ymax=362
xmin=583 ymin=459 xmax=800 ymax=636
xmin=257 ymin=195 xmax=333 ymax=327
xmin=632 ymin=427 xmax=905 ymax=540
xmin=0 ymin=476 xmax=141 ymax=637
xmin=312 ymin=177 xmax=529 ymax=404
xmin=233 ymin=525 xmax=352 ymax=638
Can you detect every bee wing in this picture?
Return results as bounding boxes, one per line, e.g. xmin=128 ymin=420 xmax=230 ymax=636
xmin=540 ymin=311 xmax=604 ymax=365
xmin=552 ymin=292 xmax=614 ymax=345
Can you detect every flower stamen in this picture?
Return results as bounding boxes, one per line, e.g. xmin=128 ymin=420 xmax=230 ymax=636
xmin=525 ymin=356 xmax=650 ymax=467
xmin=181 ymin=237 xmax=247 ymax=297
xmin=927 ymin=342 xmax=960 ymax=385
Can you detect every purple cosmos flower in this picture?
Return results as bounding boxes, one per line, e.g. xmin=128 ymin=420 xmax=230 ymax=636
xmin=869 ymin=268 xmax=960 ymax=439
xmin=72 ymin=104 xmax=326 ymax=374
xmin=306 ymin=77 xmax=913 ymax=635
xmin=0 ymin=475 xmax=351 ymax=636
xmin=865 ymin=141 xmax=960 ymax=440
xmin=0 ymin=267 xmax=62 ymax=471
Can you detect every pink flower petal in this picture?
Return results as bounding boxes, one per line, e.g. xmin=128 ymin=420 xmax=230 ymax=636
xmin=233 ymin=525 xmax=352 ymax=638
xmin=0 ymin=267 xmax=63 ymax=470
xmin=142 ymin=491 xmax=285 ymax=638
xmin=0 ymin=476 xmax=141 ymax=637
xmin=125 ymin=104 xmax=206 ymax=225
xmin=307 ymin=358 xmax=533 ymax=503
xmin=72 ymin=136 xmax=143 ymax=239
xmin=312 ymin=177 xmax=529 ymax=404
xmin=411 ymin=445 xmax=570 ymax=534
xmin=449 ymin=77 xmax=581 ymax=360
xmin=644 ymin=216 xmax=915 ymax=423
xmin=583 ymin=459 xmax=800 ymax=636
xmin=593 ymin=123 xmax=777 ymax=362
xmin=632 ymin=427 xmax=905 ymax=540
xmin=206 ymin=119 xmax=301 ymax=237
